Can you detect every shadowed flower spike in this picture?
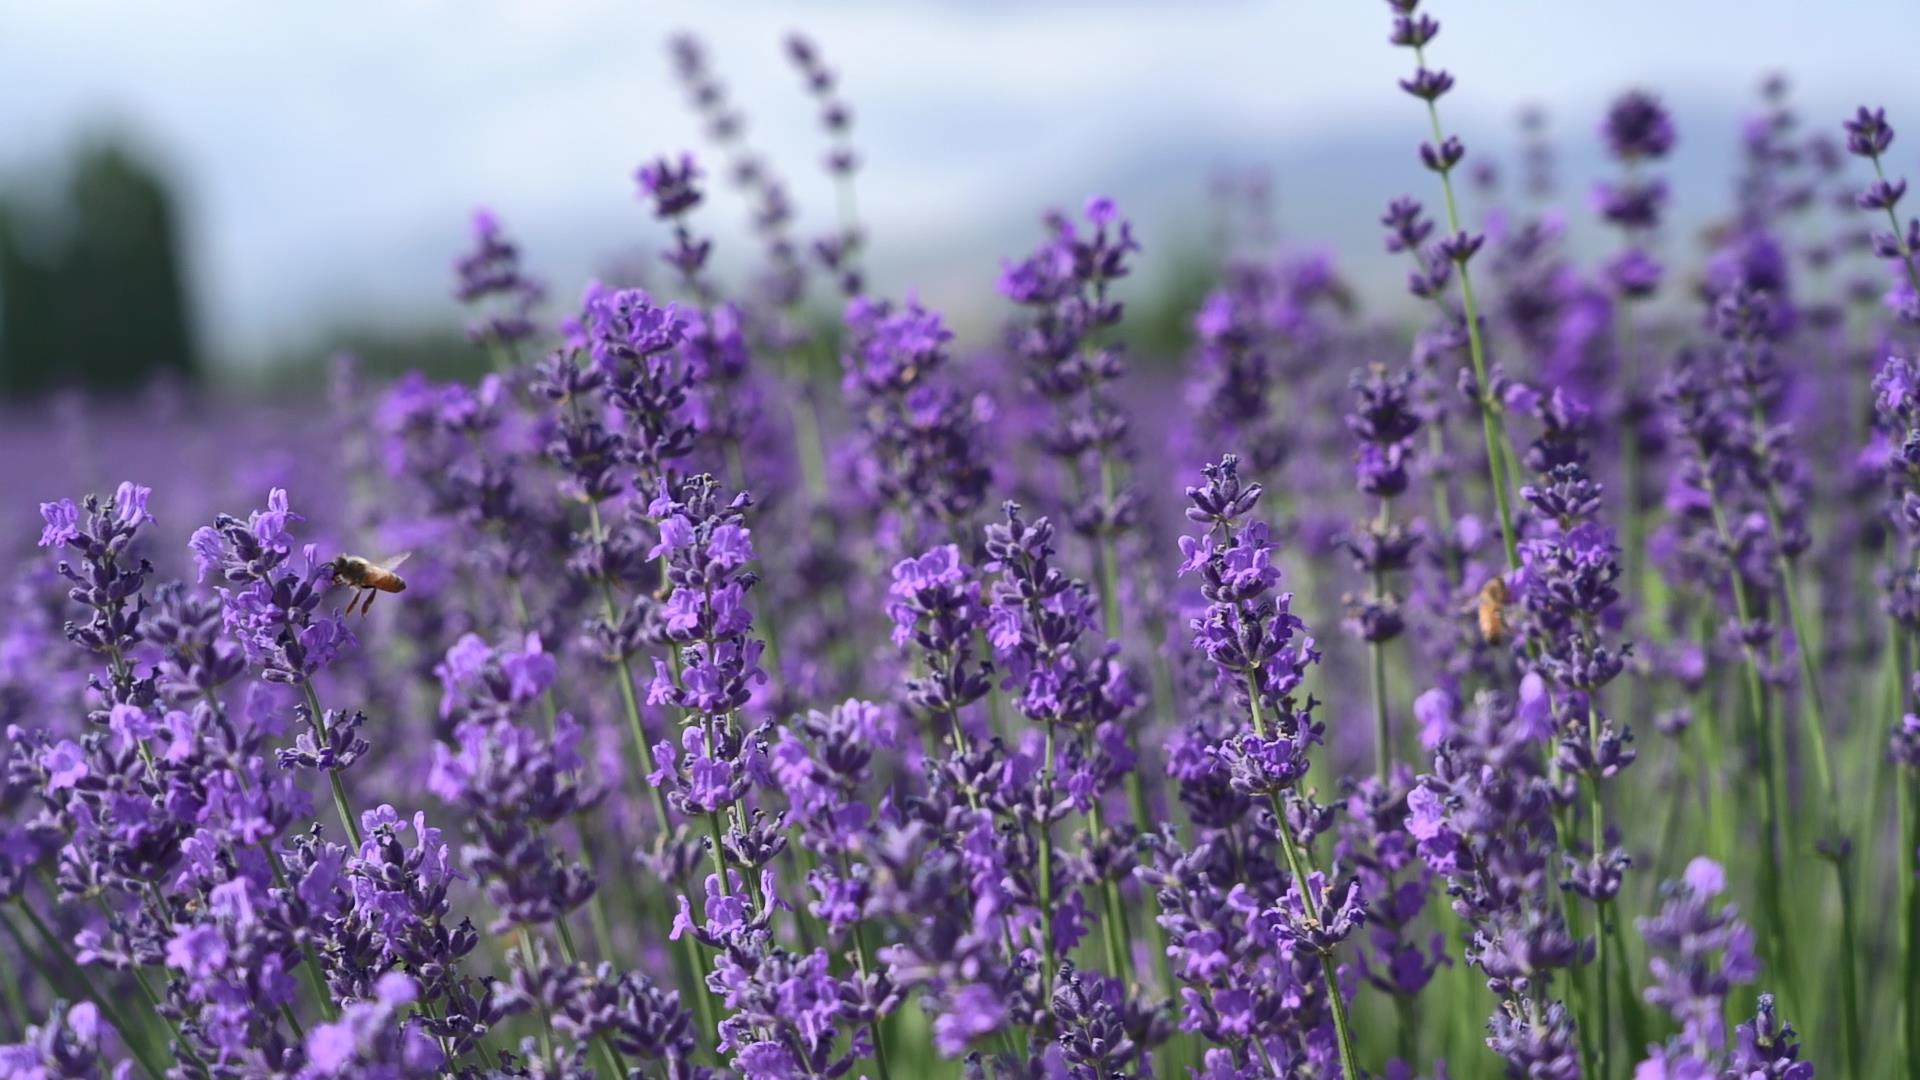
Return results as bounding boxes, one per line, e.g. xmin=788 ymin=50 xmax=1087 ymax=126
xmin=638 ymin=153 xmax=705 ymax=219
xmin=1603 ymin=90 xmax=1677 ymax=161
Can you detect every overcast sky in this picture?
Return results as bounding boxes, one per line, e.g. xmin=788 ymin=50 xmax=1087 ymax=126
xmin=2 ymin=0 xmax=1916 ymax=365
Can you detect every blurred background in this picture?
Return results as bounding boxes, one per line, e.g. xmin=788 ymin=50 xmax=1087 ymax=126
xmin=0 ymin=0 xmax=1915 ymax=394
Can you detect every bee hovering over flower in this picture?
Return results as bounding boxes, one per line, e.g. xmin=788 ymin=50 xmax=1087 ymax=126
xmin=330 ymin=552 xmax=411 ymax=616
xmin=1469 ymin=575 xmax=1511 ymax=645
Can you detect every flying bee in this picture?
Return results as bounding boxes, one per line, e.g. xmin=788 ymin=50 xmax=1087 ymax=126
xmin=1471 ymin=576 xmax=1511 ymax=645
xmin=331 ymin=552 xmax=411 ymax=616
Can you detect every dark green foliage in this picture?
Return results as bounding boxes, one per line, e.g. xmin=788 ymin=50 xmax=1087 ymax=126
xmin=0 ymin=138 xmax=198 ymax=398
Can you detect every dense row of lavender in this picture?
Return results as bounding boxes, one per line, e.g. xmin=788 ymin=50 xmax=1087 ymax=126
xmin=2 ymin=3 xmax=1915 ymax=1077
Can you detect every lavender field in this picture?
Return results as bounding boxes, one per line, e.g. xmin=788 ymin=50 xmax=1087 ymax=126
xmin=5 ymin=3 xmax=1920 ymax=1077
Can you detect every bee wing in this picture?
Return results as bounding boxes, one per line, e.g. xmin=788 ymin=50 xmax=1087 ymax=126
xmin=374 ymin=552 xmax=413 ymax=573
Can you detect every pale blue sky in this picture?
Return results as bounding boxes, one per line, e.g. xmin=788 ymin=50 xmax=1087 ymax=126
xmin=1 ymin=0 xmax=1915 ymax=364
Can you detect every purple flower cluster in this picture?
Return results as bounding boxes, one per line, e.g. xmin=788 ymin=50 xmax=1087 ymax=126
xmin=19 ymin=13 xmax=1917 ymax=1080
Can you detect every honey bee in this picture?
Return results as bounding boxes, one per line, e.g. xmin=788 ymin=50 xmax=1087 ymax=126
xmin=331 ymin=552 xmax=411 ymax=616
xmin=1472 ymin=576 xmax=1510 ymax=645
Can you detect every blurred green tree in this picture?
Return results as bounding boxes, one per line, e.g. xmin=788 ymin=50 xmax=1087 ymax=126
xmin=0 ymin=137 xmax=198 ymax=397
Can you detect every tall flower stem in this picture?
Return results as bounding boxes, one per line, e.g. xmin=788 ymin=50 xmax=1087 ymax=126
xmin=1368 ymin=496 xmax=1395 ymax=781
xmin=1703 ymin=494 xmax=1797 ymax=1013
xmin=0 ymin=924 xmax=23 ymax=1034
xmin=1866 ymin=154 xmax=1920 ymax=300
xmin=260 ymin=849 xmax=336 ymax=1024
xmin=1413 ymin=44 xmax=1518 ymax=572
xmin=1583 ymin=703 xmax=1613 ymax=1074
xmin=841 ymin=853 xmax=896 ymax=1080
xmin=511 ymin=577 xmax=620 ymax=963
xmin=1085 ymin=797 xmax=1132 ymax=984
xmin=1902 ymin=767 xmax=1920 ymax=1071
xmin=1763 ymin=526 xmax=1861 ymax=1072
xmin=581 ymin=499 xmax=717 ymax=1044
xmin=518 ymin=927 xmax=558 ymax=1062
xmin=1037 ymin=719 xmax=1059 ymax=1003
xmin=1743 ymin=378 xmax=1860 ymax=1071
xmin=299 ymin=681 xmax=363 ymax=850
xmin=13 ymin=899 xmax=166 ymax=1080
xmin=551 ymin=917 xmax=633 ymax=1078
xmin=1094 ymin=419 xmax=1164 ymax=987
xmin=1245 ymin=679 xmax=1360 ymax=1080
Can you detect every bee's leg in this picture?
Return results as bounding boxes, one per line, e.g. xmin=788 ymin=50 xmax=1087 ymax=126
xmin=360 ymin=589 xmax=378 ymax=616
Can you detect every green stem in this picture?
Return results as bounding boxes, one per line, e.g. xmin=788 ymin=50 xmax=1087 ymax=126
xmin=1369 ymin=616 xmax=1392 ymax=783
xmin=1703 ymin=491 xmax=1795 ymax=998
xmin=1604 ymin=916 xmax=1650 ymax=1060
xmin=843 ymin=854 xmax=895 ymax=1080
xmin=518 ymin=928 xmax=557 ymax=1062
xmin=581 ymin=497 xmax=716 ymax=1047
xmin=1094 ymin=450 xmax=1161 ymax=986
xmin=1833 ymin=857 xmax=1864 ymax=1078
xmin=1868 ymin=155 xmax=1920 ymax=301
xmin=553 ymin=920 xmax=630 ymax=1078
xmin=1424 ymin=423 xmax=1462 ymax=586
xmin=1248 ymin=681 xmax=1360 ymax=1080
xmin=1086 ymin=799 xmax=1132 ymax=985
xmin=299 ymin=681 xmax=363 ymax=850
xmin=1038 ymin=720 xmax=1059 ymax=1003
xmin=14 ymin=901 xmax=167 ymax=1080
xmin=0 ymin=927 xmax=23 ymax=1035
xmin=1414 ymin=44 xmax=1518 ymax=571
xmin=1902 ymin=772 xmax=1920 ymax=1076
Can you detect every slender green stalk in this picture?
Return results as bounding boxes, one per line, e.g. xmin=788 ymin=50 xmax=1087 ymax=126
xmin=14 ymin=900 xmax=166 ymax=1080
xmin=580 ymin=497 xmax=717 ymax=1044
xmin=1758 ymin=484 xmax=1860 ymax=1070
xmin=1037 ymin=720 xmax=1059 ymax=1002
xmin=843 ymin=854 xmax=896 ymax=1080
xmin=552 ymin=919 xmax=631 ymax=1078
xmin=1702 ymin=491 xmax=1797 ymax=1012
xmin=1586 ymin=790 xmax=1612 ymax=1071
xmin=1867 ymin=155 xmax=1920 ymax=301
xmin=0 ymin=927 xmax=24 ymax=1035
xmin=1604 ymin=917 xmax=1650 ymax=1058
xmin=299 ymin=681 xmax=363 ymax=850
xmin=1086 ymin=799 xmax=1133 ymax=985
xmin=1902 ymin=772 xmax=1920 ymax=1075
xmin=518 ymin=928 xmax=558 ymax=1062
xmin=1423 ymin=423 xmax=1462 ymax=586
xmin=1689 ymin=669 xmax=1735 ymax=867
xmin=1368 ymin=563 xmax=1392 ymax=782
xmin=1413 ymin=44 xmax=1518 ymax=572
xmin=1246 ymin=678 xmax=1360 ymax=1080
xmin=1552 ymin=805 xmax=1598 ymax=1079
xmin=1094 ymin=440 xmax=1161 ymax=988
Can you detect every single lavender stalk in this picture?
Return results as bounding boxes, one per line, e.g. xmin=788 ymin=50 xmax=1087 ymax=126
xmin=1662 ymin=352 xmax=1800 ymax=1022
xmin=1871 ymin=352 xmax=1920 ymax=1070
xmin=535 ymin=295 xmax=727 ymax=1047
xmin=671 ymin=33 xmax=833 ymax=499
xmin=1381 ymin=196 xmax=1469 ymax=589
xmin=1719 ymin=289 xmax=1860 ymax=1071
xmin=189 ymin=488 xmax=368 ymax=849
xmin=1845 ymin=107 xmax=1920 ymax=311
xmin=999 ymin=199 xmax=1161 ymax=988
xmin=1178 ymin=456 xmax=1362 ymax=1080
xmin=787 ymin=33 xmax=866 ymax=298
xmin=1597 ymin=90 xmax=1676 ymax=665
xmin=453 ymin=206 xmax=545 ymax=370
xmin=1388 ymin=0 xmax=1520 ymax=570
xmin=1344 ymin=364 xmax=1422 ymax=779
xmin=1511 ymin=395 xmax=1640 ymax=1070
